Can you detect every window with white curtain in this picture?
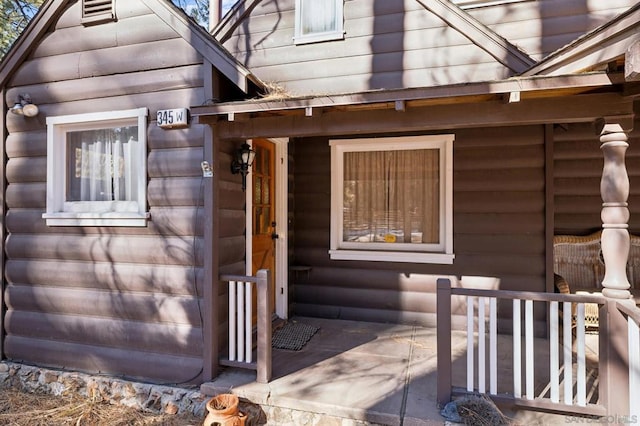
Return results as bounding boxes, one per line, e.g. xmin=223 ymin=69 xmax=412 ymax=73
xmin=329 ymin=135 xmax=454 ymax=264
xmin=44 ymin=108 xmax=149 ymax=226
xmin=294 ymin=0 xmax=344 ymax=44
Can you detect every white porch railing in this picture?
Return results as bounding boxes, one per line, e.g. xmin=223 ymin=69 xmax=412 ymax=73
xmin=437 ymin=278 xmax=615 ymax=417
xmin=219 ymin=269 xmax=272 ymax=383
xmin=228 ymin=277 xmax=253 ymax=364
xmin=615 ymin=300 xmax=640 ymax=421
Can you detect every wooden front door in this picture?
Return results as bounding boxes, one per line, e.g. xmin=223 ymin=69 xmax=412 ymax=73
xmin=251 ymin=139 xmax=276 ymax=313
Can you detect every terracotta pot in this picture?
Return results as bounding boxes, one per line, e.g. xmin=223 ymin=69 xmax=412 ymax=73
xmin=203 ymin=394 xmax=246 ymax=426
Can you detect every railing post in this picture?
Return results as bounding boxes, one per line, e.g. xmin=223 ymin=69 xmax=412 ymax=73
xmin=597 ymin=119 xmax=632 ymax=300
xmin=256 ymin=269 xmax=272 ymax=383
xmin=628 ymin=309 xmax=640 ymax=421
xmin=437 ymin=278 xmax=452 ymax=406
xmin=599 ymin=299 xmax=630 ymax=417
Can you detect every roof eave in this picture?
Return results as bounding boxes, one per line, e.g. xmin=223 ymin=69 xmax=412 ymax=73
xmin=142 ymin=0 xmax=264 ymax=93
xmin=0 ymin=0 xmax=71 ymax=89
xmin=416 ymin=0 xmax=535 ymax=74
xmin=192 ymin=71 xmax=624 ymax=119
xmin=522 ymin=2 xmax=640 ymax=77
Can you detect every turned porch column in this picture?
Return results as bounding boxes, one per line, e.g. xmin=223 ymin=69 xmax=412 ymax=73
xmin=597 ymin=118 xmax=633 ymax=300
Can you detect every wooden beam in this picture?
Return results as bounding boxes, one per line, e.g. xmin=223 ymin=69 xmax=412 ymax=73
xmin=415 ymin=0 xmax=535 ymax=73
xmin=507 ymin=91 xmax=521 ymax=103
xmin=523 ymin=3 xmax=640 ymax=77
xmin=141 ymin=0 xmax=256 ymax=93
xmin=192 ymin=72 xmax=624 ymax=118
xmin=203 ymin=122 xmax=219 ymax=381
xmin=544 ymin=124 xmax=554 ymax=296
xmin=202 ymin=60 xmax=217 ymax=381
xmin=213 ymin=92 xmax=634 ymax=139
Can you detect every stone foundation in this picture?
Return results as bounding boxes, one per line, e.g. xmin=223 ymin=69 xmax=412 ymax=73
xmin=0 ymin=362 xmax=379 ymax=425
xmin=0 ymin=362 xmax=208 ymax=417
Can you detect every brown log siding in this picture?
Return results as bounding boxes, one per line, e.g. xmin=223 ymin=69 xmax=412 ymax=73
xmin=291 ymin=126 xmax=546 ymax=325
xmin=553 ymin=114 xmax=640 ymax=235
xmin=3 ymin=2 xmax=209 ymax=384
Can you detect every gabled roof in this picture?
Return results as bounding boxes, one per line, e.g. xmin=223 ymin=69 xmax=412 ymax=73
xmin=415 ymin=0 xmax=535 ymax=74
xmin=0 ymin=0 xmax=262 ymax=93
xmin=215 ymin=0 xmax=535 ymax=74
xmin=522 ymin=2 xmax=640 ymax=77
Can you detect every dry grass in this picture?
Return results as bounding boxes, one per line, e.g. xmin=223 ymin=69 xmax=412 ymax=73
xmin=454 ymin=395 xmax=513 ymax=426
xmin=0 ymin=388 xmax=203 ymax=426
xmin=259 ymin=81 xmax=291 ymax=100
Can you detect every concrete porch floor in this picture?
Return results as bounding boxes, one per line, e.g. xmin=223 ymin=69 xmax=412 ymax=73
xmin=201 ymin=317 xmax=586 ymax=425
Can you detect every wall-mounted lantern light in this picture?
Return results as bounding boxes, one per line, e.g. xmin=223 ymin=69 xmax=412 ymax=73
xmin=230 ymin=142 xmax=256 ymax=191
xmin=10 ymin=93 xmax=39 ymax=117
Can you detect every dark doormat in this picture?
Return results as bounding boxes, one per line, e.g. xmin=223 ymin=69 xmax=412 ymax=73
xmin=271 ymin=321 xmax=319 ymax=351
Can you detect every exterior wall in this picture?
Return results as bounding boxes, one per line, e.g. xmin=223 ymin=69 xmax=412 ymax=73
xmin=467 ymin=0 xmax=636 ymax=60
xmin=553 ymin=108 xmax=640 ymax=235
xmin=3 ymin=1 xmax=209 ymax=383
xmin=220 ymin=0 xmax=513 ymax=96
xmin=220 ymin=0 xmax=636 ymax=97
xmin=291 ymin=125 xmax=546 ymax=326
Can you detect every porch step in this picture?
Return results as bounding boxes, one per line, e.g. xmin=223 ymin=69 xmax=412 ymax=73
xmin=201 ymin=373 xmax=388 ymax=425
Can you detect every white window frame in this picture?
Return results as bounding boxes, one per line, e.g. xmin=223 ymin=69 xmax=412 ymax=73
xmin=329 ymin=135 xmax=454 ymax=264
xmin=43 ymin=108 xmax=149 ymax=227
xmin=294 ymin=0 xmax=344 ymax=45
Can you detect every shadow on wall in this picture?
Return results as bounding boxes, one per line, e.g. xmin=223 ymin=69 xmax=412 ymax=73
xmin=368 ymin=0 xmax=404 ymax=90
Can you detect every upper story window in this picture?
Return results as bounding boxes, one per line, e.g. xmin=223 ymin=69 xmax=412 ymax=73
xmin=329 ymin=135 xmax=454 ymax=264
xmin=43 ymin=108 xmax=149 ymax=227
xmin=82 ymin=0 xmax=116 ymax=26
xmin=294 ymin=0 xmax=344 ymax=45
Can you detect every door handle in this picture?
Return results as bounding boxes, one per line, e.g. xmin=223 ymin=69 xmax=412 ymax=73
xmin=271 ymin=232 xmax=279 ymax=240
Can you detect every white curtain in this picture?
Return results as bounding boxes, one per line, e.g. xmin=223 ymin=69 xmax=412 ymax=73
xmin=70 ymin=134 xmax=136 ymax=203
xmin=343 ymin=149 xmax=440 ymax=244
xmin=300 ymin=0 xmax=337 ymax=34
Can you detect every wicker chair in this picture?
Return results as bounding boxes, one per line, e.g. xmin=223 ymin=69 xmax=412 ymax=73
xmin=554 ymin=231 xmax=640 ymax=287
xmin=553 ymin=232 xmax=604 ymax=290
xmin=554 ymin=231 xmax=640 ymax=330
xmin=553 ymin=232 xmax=602 ymax=330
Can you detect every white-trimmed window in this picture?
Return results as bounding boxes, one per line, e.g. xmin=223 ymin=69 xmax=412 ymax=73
xmin=43 ymin=108 xmax=149 ymax=227
xmin=294 ymin=0 xmax=344 ymax=45
xmin=329 ymin=135 xmax=454 ymax=264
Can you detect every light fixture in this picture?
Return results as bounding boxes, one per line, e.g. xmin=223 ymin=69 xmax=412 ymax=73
xmin=10 ymin=93 xmax=39 ymax=117
xmin=230 ymin=142 xmax=256 ymax=191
